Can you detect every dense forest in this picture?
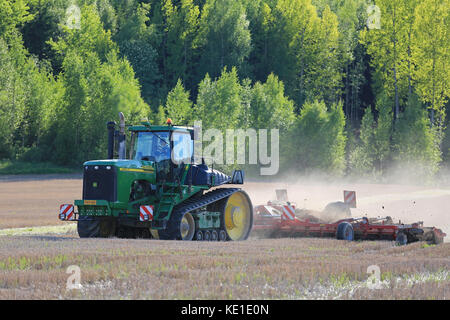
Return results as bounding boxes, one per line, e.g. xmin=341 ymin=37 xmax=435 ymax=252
xmin=0 ymin=0 xmax=449 ymax=180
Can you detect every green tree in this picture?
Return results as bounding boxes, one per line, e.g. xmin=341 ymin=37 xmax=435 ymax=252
xmin=0 ymin=39 xmax=26 ymax=158
xmin=269 ymin=0 xmax=342 ymax=108
xmin=165 ymin=79 xmax=193 ymax=125
xmin=348 ymin=98 xmax=393 ymax=177
xmin=249 ymin=73 xmax=295 ymax=131
xmin=50 ymin=5 xmax=148 ymax=164
xmin=195 ymin=67 xmax=243 ymax=130
xmin=285 ymin=100 xmax=347 ymax=175
xmin=0 ymin=0 xmax=33 ymax=42
xmin=392 ymin=95 xmax=441 ymax=178
xmin=246 ymin=0 xmax=274 ymax=83
xmin=119 ymin=39 xmax=161 ymax=108
xmin=196 ymin=0 xmax=252 ymax=80
xmin=360 ymin=0 xmax=422 ymax=126
xmin=348 ymin=107 xmax=376 ymax=177
xmin=413 ymin=0 xmax=449 ymax=127
xmin=162 ymin=0 xmax=200 ymax=91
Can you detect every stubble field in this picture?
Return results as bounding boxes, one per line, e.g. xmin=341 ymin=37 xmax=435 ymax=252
xmin=0 ymin=174 xmax=449 ymax=299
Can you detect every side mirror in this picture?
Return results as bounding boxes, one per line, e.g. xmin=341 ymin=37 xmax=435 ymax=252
xmin=231 ymin=170 xmax=244 ymax=184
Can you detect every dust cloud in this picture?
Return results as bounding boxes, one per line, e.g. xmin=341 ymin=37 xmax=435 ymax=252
xmin=243 ymin=168 xmax=450 ymax=242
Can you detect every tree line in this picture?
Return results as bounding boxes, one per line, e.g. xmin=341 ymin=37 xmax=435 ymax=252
xmin=0 ymin=0 xmax=449 ymax=180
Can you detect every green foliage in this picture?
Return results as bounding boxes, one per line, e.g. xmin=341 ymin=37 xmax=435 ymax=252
xmin=392 ymin=95 xmax=441 ymax=178
xmin=49 ymin=4 xmax=117 ymax=62
xmin=162 ymin=0 xmax=201 ymax=90
xmin=348 ymin=97 xmax=393 ymax=177
xmin=249 ymin=73 xmax=295 ymax=131
xmin=413 ymin=0 xmax=449 ymax=125
xmin=0 ymin=35 xmax=63 ymax=160
xmin=118 ymin=39 xmax=161 ymax=107
xmin=0 ymin=0 xmax=448 ymax=178
xmin=0 ymin=0 xmax=33 ymax=41
xmin=285 ymin=100 xmax=347 ymax=175
xmin=165 ymin=79 xmax=193 ymax=125
xmin=197 ymin=0 xmax=252 ymax=79
xmin=195 ymin=67 xmax=243 ymax=130
xmin=0 ymin=160 xmax=76 ymax=175
xmin=49 ymin=5 xmax=148 ymax=165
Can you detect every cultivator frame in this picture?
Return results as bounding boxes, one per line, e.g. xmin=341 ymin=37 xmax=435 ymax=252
xmin=253 ymin=190 xmax=446 ymax=245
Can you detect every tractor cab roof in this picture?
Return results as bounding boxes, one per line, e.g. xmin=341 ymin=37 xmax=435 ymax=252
xmin=128 ymin=123 xmax=194 ymax=133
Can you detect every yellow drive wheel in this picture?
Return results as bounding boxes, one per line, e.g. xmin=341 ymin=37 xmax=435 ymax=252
xmin=222 ymin=190 xmax=253 ymax=241
xmin=180 ymin=212 xmax=195 ymax=240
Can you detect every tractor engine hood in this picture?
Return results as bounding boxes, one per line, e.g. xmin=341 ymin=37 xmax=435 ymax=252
xmin=83 ymin=159 xmax=156 ymax=174
xmin=82 ymin=159 xmax=156 ymax=203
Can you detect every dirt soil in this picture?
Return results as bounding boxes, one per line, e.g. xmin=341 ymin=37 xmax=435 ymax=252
xmin=0 ymin=174 xmax=82 ymax=229
xmin=0 ymin=175 xmax=448 ymax=300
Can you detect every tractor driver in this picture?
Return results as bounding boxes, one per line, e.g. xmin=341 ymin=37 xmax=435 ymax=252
xmin=153 ymin=135 xmax=171 ymax=162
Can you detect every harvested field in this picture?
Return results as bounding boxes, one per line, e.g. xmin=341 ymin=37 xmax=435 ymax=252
xmin=0 ymin=174 xmax=82 ymax=229
xmin=0 ymin=235 xmax=448 ymax=299
xmin=0 ymin=175 xmax=449 ymax=299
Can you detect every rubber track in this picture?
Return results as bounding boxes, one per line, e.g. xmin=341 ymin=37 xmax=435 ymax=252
xmin=171 ymin=187 xmax=240 ymax=217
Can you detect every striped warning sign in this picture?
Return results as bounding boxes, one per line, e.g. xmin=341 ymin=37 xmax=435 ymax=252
xmin=343 ymin=190 xmax=356 ymax=208
xmin=59 ymin=204 xmax=74 ymax=221
xmin=281 ymin=205 xmax=296 ymax=220
xmin=140 ymin=205 xmax=154 ymax=222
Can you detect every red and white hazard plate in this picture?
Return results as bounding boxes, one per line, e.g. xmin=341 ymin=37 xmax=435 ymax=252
xmin=139 ymin=205 xmax=154 ymax=222
xmin=281 ymin=205 xmax=296 ymax=220
xmin=343 ymin=190 xmax=356 ymax=208
xmin=59 ymin=204 xmax=74 ymax=221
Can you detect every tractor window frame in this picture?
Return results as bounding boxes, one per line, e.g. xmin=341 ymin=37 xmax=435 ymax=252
xmin=131 ymin=131 xmax=171 ymax=161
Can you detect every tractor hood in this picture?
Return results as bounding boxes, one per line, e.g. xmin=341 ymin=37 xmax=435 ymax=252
xmin=83 ymin=159 xmax=155 ymax=173
xmin=83 ymin=159 xmax=157 ymax=204
xmin=84 ymin=159 xmax=148 ymax=167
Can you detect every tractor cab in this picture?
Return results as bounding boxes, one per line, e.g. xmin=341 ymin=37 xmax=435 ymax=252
xmin=128 ymin=122 xmax=193 ymax=182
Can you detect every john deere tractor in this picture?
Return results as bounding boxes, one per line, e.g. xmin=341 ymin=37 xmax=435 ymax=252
xmin=59 ymin=113 xmax=253 ymax=241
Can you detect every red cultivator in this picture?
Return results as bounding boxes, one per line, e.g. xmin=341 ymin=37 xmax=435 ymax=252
xmin=252 ymin=190 xmax=446 ymax=245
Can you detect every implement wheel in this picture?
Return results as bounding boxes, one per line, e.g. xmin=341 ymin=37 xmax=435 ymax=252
xmin=336 ymin=222 xmax=354 ymax=241
xmin=220 ymin=190 xmax=253 ymax=241
xmin=396 ymin=232 xmax=408 ymax=246
xmin=424 ymin=231 xmax=442 ymax=245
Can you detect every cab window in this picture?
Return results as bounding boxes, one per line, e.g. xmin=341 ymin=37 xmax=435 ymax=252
xmin=172 ymin=131 xmax=193 ymax=164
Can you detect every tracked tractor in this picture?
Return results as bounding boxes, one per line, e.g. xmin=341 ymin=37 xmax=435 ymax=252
xmin=59 ymin=113 xmax=253 ymax=241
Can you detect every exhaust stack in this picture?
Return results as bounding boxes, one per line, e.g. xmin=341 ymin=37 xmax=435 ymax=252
xmin=118 ymin=112 xmax=126 ymax=159
xmin=107 ymin=121 xmax=116 ymax=159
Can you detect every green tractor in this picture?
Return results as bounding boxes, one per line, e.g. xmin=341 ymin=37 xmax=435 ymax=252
xmin=59 ymin=113 xmax=253 ymax=241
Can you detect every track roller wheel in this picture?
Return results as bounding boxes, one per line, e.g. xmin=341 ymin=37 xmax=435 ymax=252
xmin=219 ymin=230 xmax=227 ymax=241
xmin=159 ymin=211 xmax=196 ymax=240
xmin=220 ymin=190 xmax=253 ymax=241
xmin=195 ymin=230 xmax=203 ymax=241
xmin=204 ymin=230 xmax=211 ymax=241
xmin=211 ymin=230 xmax=218 ymax=241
